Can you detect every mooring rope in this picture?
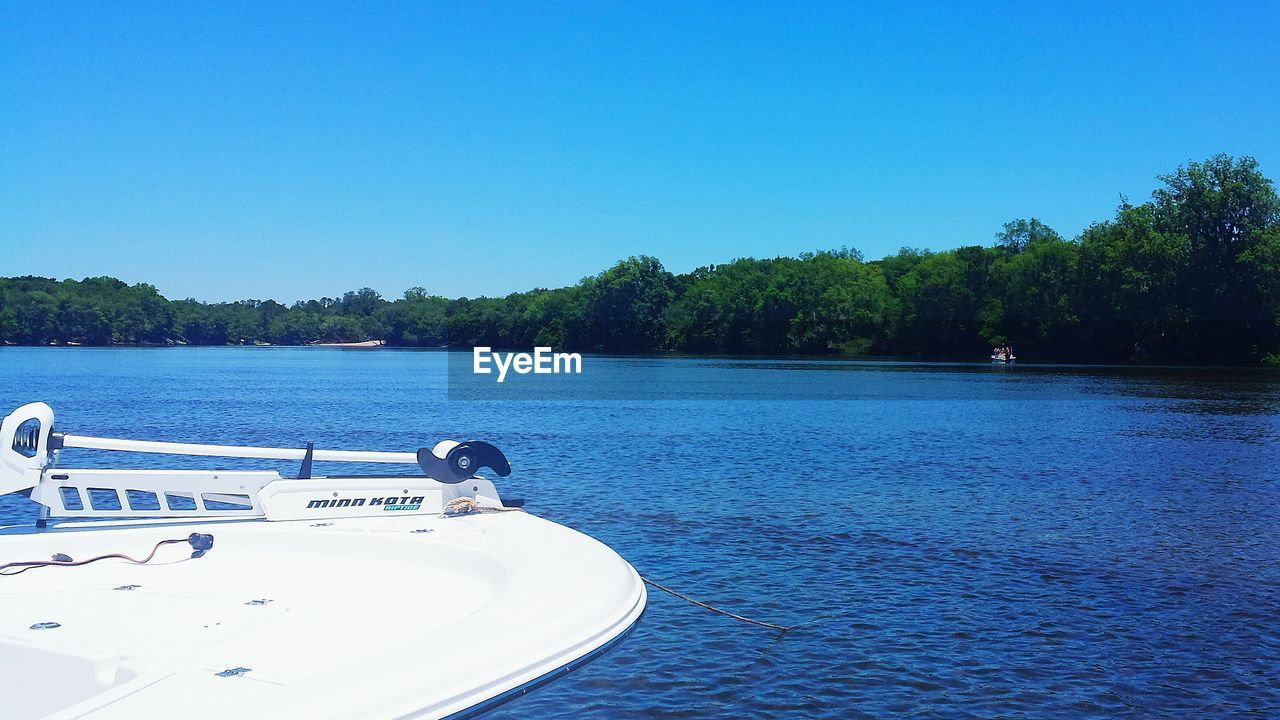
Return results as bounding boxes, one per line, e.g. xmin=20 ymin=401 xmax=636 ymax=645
xmin=641 ymin=576 xmax=792 ymax=637
xmin=440 ymin=498 xmax=792 ymax=636
xmin=441 ymin=496 xmax=525 ymax=517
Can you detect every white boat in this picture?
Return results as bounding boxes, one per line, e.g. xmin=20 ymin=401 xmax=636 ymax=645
xmin=990 ymin=352 xmax=1016 ymax=364
xmin=0 ymin=403 xmax=646 ymax=720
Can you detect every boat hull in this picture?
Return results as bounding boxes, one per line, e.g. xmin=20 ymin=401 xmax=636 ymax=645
xmin=0 ymin=510 xmax=645 ymax=720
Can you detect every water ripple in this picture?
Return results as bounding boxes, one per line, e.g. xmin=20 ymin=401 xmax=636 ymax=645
xmin=1 ymin=348 xmax=1278 ymax=718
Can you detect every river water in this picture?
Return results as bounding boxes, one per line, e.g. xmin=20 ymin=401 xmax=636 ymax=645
xmin=1 ymin=348 xmax=1277 ymax=718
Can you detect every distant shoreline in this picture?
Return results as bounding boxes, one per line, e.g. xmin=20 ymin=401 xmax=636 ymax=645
xmin=4 ymin=154 xmax=1280 ymax=369
xmin=6 ymin=343 xmax=1280 ymax=372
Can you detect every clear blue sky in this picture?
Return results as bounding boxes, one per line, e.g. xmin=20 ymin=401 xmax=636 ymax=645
xmin=3 ymin=2 xmax=1278 ymax=303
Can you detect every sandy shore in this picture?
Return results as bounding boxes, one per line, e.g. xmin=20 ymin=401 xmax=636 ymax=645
xmin=312 ymin=339 xmax=385 ymax=347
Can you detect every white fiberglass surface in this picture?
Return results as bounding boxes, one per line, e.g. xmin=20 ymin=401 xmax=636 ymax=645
xmin=0 ymin=521 xmax=503 ymax=719
xmin=0 ymin=637 xmax=141 ymax=720
xmin=0 ymin=512 xmax=644 ymax=720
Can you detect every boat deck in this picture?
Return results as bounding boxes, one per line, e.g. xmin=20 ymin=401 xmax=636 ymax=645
xmin=0 ymin=510 xmax=645 ymax=720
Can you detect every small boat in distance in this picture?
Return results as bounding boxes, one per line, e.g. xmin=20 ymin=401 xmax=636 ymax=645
xmin=991 ymin=344 xmax=1016 ymax=364
xmin=0 ymin=403 xmax=645 ymax=720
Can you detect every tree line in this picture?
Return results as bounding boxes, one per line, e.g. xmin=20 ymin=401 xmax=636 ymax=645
xmin=3 ymin=154 xmax=1278 ymax=364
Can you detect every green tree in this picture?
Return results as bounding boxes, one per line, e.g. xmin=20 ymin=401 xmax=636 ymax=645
xmin=895 ymin=249 xmax=991 ymax=355
xmin=581 ymin=257 xmax=675 ymax=352
xmin=1 ymin=153 xmax=1277 ymax=363
xmin=1078 ymin=203 xmax=1188 ymax=361
xmin=996 ymin=218 xmax=1063 ymax=254
xmin=1153 ymin=154 xmax=1280 ymax=361
xmin=987 ymin=235 xmax=1080 ymax=357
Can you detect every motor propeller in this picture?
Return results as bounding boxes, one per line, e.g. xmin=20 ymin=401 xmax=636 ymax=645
xmin=416 ymin=441 xmax=511 ymax=484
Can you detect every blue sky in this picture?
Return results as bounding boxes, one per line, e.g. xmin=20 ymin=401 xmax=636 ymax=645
xmin=2 ymin=2 xmax=1278 ymax=303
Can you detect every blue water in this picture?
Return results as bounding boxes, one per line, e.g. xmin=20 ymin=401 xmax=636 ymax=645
xmin=2 ymin=348 xmax=1279 ymax=718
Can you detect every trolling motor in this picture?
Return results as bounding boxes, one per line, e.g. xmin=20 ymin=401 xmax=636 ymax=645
xmin=0 ymin=402 xmax=514 ymax=523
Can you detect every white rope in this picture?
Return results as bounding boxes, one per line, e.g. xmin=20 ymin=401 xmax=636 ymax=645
xmin=440 ymin=496 xmax=524 ymax=517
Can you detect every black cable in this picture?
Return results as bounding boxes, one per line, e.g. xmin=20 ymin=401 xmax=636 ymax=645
xmin=0 ymin=533 xmax=214 ymax=577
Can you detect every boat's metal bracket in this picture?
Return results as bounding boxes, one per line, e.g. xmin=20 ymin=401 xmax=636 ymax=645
xmin=297 ymin=442 xmax=315 ymax=480
xmin=30 ymin=470 xmax=277 ymax=518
